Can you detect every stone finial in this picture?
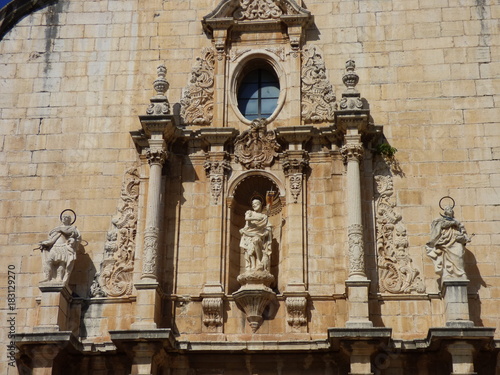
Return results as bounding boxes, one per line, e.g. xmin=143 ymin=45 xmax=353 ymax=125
xmin=342 ymin=59 xmax=359 ymax=93
xmin=146 ymin=64 xmax=170 ymax=115
xmin=339 ymin=59 xmax=363 ymax=111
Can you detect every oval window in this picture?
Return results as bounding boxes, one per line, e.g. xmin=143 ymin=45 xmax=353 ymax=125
xmin=237 ymin=67 xmax=280 ymax=121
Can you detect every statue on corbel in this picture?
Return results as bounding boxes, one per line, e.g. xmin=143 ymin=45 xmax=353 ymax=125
xmin=425 ymin=196 xmax=472 ymax=281
xmin=233 ymin=190 xmax=279 ymax=332
xmin=38 ymin=209 xmax=81 ymax=286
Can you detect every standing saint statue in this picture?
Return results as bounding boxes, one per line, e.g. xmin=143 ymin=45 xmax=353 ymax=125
xmin=425 ymin=201 xmax=471 ymax=280
xmin=39 ymin=210 xmax=81 ymax=284
xmin=239 ymin=194 xmax=273 ymax=273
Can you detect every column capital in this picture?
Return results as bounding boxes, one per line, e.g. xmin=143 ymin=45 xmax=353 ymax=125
xmin=341 ymin=143 xmax=364 ymax=163
xmin=146 ymin=149 xmax=167 ymax=166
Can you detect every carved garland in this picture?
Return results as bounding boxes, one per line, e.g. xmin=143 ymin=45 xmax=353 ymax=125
xmin=374 ymin=171 xmax=425 ymax=294
xmin=180 ymin=48 xmax=215 ymax=125
xmin=96 ymin=166 xmax=140 ymax=297
xmin=301 ymin=46 xmax=336 ymax=123
xmin=204 ymin=159 xmax=231 ymax=205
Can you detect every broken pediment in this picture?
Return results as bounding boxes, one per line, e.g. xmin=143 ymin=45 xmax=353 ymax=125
xmin=203 ymin=0 xmax=312 ymax=52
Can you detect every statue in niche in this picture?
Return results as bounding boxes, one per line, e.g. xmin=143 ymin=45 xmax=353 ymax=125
xmin=240 ymin=192 xmax=277 ymax=273
xmin=425 ymin=197 xmax=471 ymax=280
xmin=38 ymin=210 xmax=81 ymax=284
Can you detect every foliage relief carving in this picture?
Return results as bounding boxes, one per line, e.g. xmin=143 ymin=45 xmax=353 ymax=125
xmin=180 ymin=48 xmax=215 ymax=125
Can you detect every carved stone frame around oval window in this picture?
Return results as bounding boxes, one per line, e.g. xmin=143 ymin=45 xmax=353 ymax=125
xmin=229 ymin=50 xmax=287 ymax=126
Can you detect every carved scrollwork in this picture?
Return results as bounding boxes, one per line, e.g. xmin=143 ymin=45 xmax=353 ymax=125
xmin=374 ymin=169 xmax=425 ymax=294
xmin=348 ymin=224 xmax=365 ymax=277
xmin=202 ymin=297 xmax=224 ymax=330
xmin=285 ymin=296 xmax=307 ymax=328
xmin=301 ymin=45 xmax=336 ymax=123
xmin=234 ymin=0 xmax=283 ymax=20
xmin=234 ymin=118 xmax=281 ymax=169
xmin=97 ymin=167 xmax=140 ymax=297
xmin=180 ymin=48 xmax=215 ymax=125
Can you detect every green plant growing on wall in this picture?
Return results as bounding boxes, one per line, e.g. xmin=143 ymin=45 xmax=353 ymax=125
xmin=376 ymin=143 xmax=398 ymax=159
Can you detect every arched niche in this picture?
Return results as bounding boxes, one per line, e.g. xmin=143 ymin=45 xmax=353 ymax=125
xmin=227 ymin=171 xmax=285 ymax=294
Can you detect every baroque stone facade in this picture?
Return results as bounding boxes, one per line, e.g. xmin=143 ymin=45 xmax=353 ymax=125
xmin=1 ymin=0 xmax=499 ymax=374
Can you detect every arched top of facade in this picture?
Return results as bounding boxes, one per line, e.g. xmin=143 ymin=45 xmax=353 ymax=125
xmin=0 ymin=0 xmax=57 ymax=40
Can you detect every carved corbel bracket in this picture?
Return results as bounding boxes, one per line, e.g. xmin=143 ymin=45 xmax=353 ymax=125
xmin=285 ymin=296 xmax=308 ymax=328
xmin=201 ymin=296 xmax=224 ymax=331
xmin=282 ymin=150 xmax=309 ymax=204
xmin=204 ymin=155 xmax=231 ymax=205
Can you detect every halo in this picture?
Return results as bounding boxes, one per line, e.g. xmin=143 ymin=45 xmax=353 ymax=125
xmin=250 ymin=192 xmax=264 ymax=205
xmin=60 ymin=209 xmax=77 ymax=225
xmin=439 ymin=196 xmax=455 ymax=211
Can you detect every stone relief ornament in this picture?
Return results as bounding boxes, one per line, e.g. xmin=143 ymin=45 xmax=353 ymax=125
xmin=301 ymin=45 xmax=336 ymax=123
xmin=234 ymin=0 xmax=283 ymax=20
xmin=142 ymin=226 xmax=160 ymax=276
xmin=285 ymin=296 xmax=307 ymax=328
xmin=180 ymin=48 xmax=215 ymax=125
xmin=204 ymin=159 xmax=231 ymax=205
xmin=374 ymin=169 xmax=425 ymax=294
xmin=341 ymin=143 xmax=364 ymax=163
xmin=97 ymin=167 xmax=140 ymax=297
xmin=202 ymin=297 xmax=224 ymax=330
xmin=234 ymin=118 xmax=281 ymax=169
xmin=348 ymin=224 xmax=365 ymax=277
xmin=282 ymin=154 xmax=309 ymax=203
xmin=38 ymin=209 xmax=81 ymax=285
xmin=425 ymin=197 xmax=472 ymax=280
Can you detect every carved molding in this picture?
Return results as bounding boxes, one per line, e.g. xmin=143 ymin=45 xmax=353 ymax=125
xmin=202 ymin=297 xmax=224 ymax=330
xmin=142 ymin=226 xmax=159 ymax=276
xmin=348 ymin=224 xmax=365 ymax=277
xmin=301 ymin=45 xmax=336 ymax=123
xmin=234 ymin=118 xmax=280 ymax=169
xmin=180 ymin=48 xmax=215 ymax=125
xmin=374 ymin=170 xmax=425 ymax=294
xmin=97 ymin=166 xmax=140 ymax=297
xmin=285 ymin=296 xmax=307 ymax=328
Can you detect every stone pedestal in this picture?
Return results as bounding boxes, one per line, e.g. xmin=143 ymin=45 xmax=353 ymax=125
xmin=345 ymin=280 xmax=373 ymax=328
xmin=349 ymin=342 xmax=374 ymax=375
xmin=233 ymin=271 xmax=276 ymax=332
xmin=34 ymin=283 xmax=72 ymax=333
xmin=110 ymin=329 xmax=175 ymax=375
xmin=131 ymin=281 xmax=161 ymax=330
xmin=448 ymin=341 xmax=477 ymax=375
xmin=443 ymin=279 xmax=473 ymax=327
